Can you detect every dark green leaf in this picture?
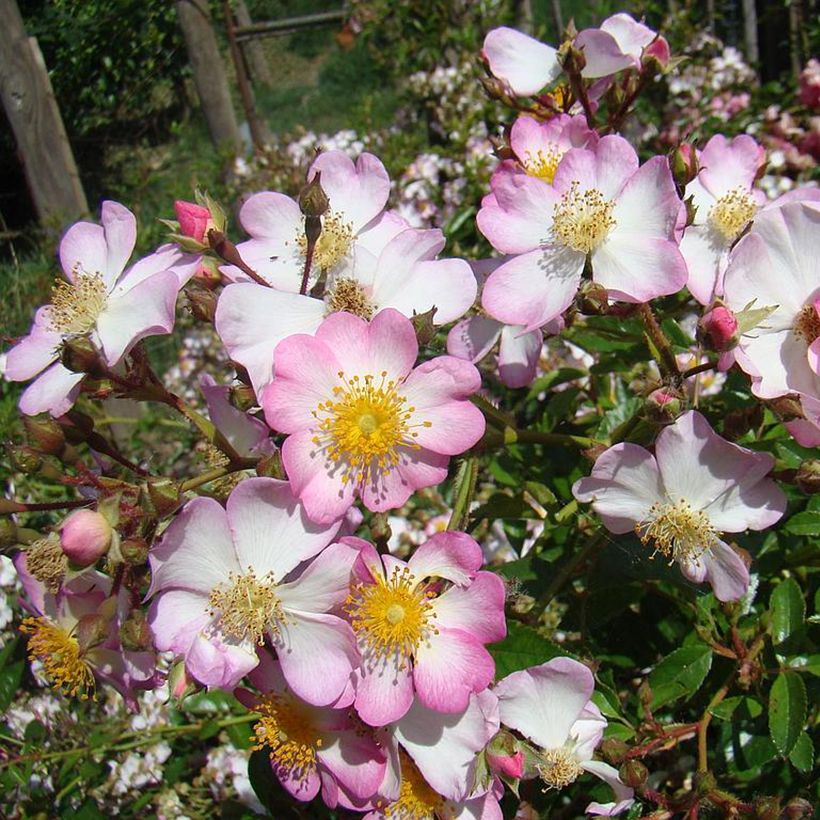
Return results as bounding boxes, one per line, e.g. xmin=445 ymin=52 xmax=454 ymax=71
xmin=471 ymin=493 xmax=538 ymax=521
xmin=788 ymin=731 xmax=814 ymax=772
xmin=710 ymin=696 xmax=762 ymax=721
xmin=770 ymin=578 xmax=805 ymax=649
xmin=768 ymin=672 xmax=807 ymax=757
xmin=489 ymin=621 xmax=566 ymax=678
xmin=784 ymin=510 xmax=820 ymax=536
xmin=649 ymin=645 xmax=713 ymax=708
xmin=786 ymin=654 xmax=820 ymax=676
xmin=524 ymin=481 xmax=557 ymax=508
xmin=0 ymin=661 xmax=24 ymax=713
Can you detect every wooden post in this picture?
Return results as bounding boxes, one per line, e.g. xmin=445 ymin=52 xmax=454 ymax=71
xmin=176 ymin=0 xmax=241 ymax=152
xmin=551 ymin=0 xmax=564 ymax=39
xmin=0 ymin=0 xmax=88 ymax=225
xmin=234 ymin=0 xmax=273 ymax=87
xmin=742 ymin=0 xmax=759 ymax=71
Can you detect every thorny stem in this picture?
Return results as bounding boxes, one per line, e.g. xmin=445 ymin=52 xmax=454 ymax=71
xmin=179 ymin=461 xmax=255 ymax=493
xmin=681 ymin=360 xmax=719 ymax=379
xmin=207 ymin=229 xmax=270 ymax=288
xmin=0 ymin=498 xmax=92 ymax=516
xmin=447 ymin=456 xmax=479 ymax=531
xmin=625 ymin=722 xmax=699 ymax=759
xmin=638 ymin=303 xmax=680 ymax=378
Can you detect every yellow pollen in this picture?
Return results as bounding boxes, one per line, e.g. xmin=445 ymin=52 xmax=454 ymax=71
xmin=523 ymin=145 xmax=563 ymax=184
xmin=708 ymin=187 xmax=757 ymax=241
xmin=635 ymin=499 xmax=718 ymax=564
xmin=326 ymin=277 xmax=375 ymax=320
xmin=251 ymin=692 xmax=323 ymax=782
xmin=20 ymin=617 xmax=96 ymax=700
xmin=207 ymin=569 xmax=284 ymax=645
xmin=297 ymin=211 xmax=354 ymax=272
xmin=537 ymin=746 xmax=583 ymax=790
xmin=385 ymin=754 xmax=444 ymax=819
xmin=47 ymin=270 xmax=108 ymax=335
xmin=794 ymin=302 xmax=820 ymax=344
xmin=25 ymin=536 xmax=67 ymax=594
xmin=345 ymin=565 xmax=437 ymax=664
xmin=310 ymin=371 xmax=431 ymax=488
xmin=552 ymin=181 xmax=616 ymax=254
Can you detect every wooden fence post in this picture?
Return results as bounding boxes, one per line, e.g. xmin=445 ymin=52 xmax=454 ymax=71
xmin=235 ymin=0 xmax=273 ymax=87
xmin=0 ymin=0 xmax=88 ymax=226
xmin=176 ymin=0 xmax=241 ymax=152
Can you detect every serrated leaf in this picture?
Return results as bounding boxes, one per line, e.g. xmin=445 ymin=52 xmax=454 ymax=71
xmin=788 ymin=731 xmax=814 ymax=772
xmin=770 ymin=577 xmax=805 ymax=648
xmin=489 ymin=621 xmax=566 ymax=678
xmin=784 ymin=510 xmax=820 ymax=536
xmin=649 ymin=645 xmax=713 ymax=708
xmin=768 ymin=672 xmax=807 ymax=757
xmin=710 ymin=696 xmax=763 ymax=721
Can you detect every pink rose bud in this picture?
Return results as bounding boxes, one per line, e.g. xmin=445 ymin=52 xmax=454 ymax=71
xmin=487 ymin=749 xmax=525 ymax=779
xmin=174 ymin=200 xmax=212 ymax=243
xmin=699 ymin=304 xmax=739 ymax=352
xmin=644 ymin=35 xmax=670 ymax=67
xmin=646 ymin=387 xmax=682 ymax=420
xmin=60 ymin=509 xmax=113 ymax=567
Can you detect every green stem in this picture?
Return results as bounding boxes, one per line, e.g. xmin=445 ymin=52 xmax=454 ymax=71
xmin=638 ymin=303 xmax=680 ymax=378
xmin=482 ymin=428 xmax=603 ymax=450
xmin=447 ymin=456 xmax=479 ymax=531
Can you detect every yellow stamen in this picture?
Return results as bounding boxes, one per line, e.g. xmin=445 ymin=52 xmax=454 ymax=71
xmin=708 ymin=187 xmax=757 ymax=242
xmin=326 ymin=277 xmax=375 ymax=320
xmin=794 ymin=302 xmax=820 ymax=345
xmin=636 ymin=499 xmax=718 ymax=564
xmin=345 ymin=565 xmax=437 ymax=666
xmin=297 ymin=211 xmax=354 ymax=272
xmin=20 ymin=617 xmax=95 ymax=699
xmin=552 ymin=182 xmax=616 ymax=254
xmin=311 ymin=371 xmax=431 ymax=488
xmin=47 ymin=271 xmax=108 ymax=335
xmin=251 ymin=692 xmax=323 ymax=782
xmin=537 ymin=746 xmax=583 ymax=790
xmin=384 ymin=753 xmax=444 ymax=819
xmin=207 ymin=569 xmax=284 ymax=645
xmin=522 ymin=145 xmax=563 ymax=184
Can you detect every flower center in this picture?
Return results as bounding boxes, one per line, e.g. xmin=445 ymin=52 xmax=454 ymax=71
xmin=794 ymin=300 xmax=820 ymax=345
xmin=345 ymin=565 xmax=437 ymax=664
xmin=25 ymin=536 xmax=67 ymax=594
xmin=20 ymin=617 xmax=95 ymax=700
xmin=522 ymin=145 xmax=563 ymax=184
xmin=552 ymin=182 xmax=616 ymax=254
xmin=384 ymin=754 xmax=445 ymax=819
xmin=47 ymin=271 xmax=108 ymax=335
xmin=251 ymin=692 xmax=323 ymax=782
xmin=326 ymin=277 xmax=375 ymax=320
xmin=207 ymin=569 xmax=284 ymax=645
xmin=311 ymin=371 xmax=431 ymax=488
xmin=635 ymin=499 xmax=718 ymax=564
xmin=297 ymin=211 xmax=354 ymax=273
xmin=708 ymin=187 xmax=757 ymax=242
xmin=537 ymin=746 xmax=583 ymax=790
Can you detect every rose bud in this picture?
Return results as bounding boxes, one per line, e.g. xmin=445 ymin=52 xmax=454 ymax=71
xmin=699 ymin=303 xmax=740 ymax=352
xmin=59 ymin=509 xmax=113 ymax=567
xmin=174 ymin=200 xmax=212 ymax=243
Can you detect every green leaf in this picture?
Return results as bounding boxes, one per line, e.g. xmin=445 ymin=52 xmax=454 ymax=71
xmin=768 ymin=672 xmax=807 ymax=757
xmin=524 ymin=481 xmax=557 ymax=508
xmin=0 ymin=660 xmax=24 ymax=713
xmin=471 ymin=493 xmax=539 ymax=521
xmin=788 ymin=731 xmax=814 ymax=772
xmin=710 ymin=696 xmax=763 ymax=721
xmin=489 ymin=621 xmax=566 ymax=678
xmin=784 ymin=510 xmax=820 ymax=536
xmin=649 ymin=645 xmax=713 ymax=708
xmin=786 ymin=654 xmax=820 ymax=676
xmin=770 ymin=578 xmax=805 ymax=649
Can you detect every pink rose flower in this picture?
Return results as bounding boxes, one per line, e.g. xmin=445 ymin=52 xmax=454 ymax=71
xmin=723 ymin=201 xmax=820 ymax=399
xmin=494 ymin=658 xmax=634 ymax=816
xmin=479 ymin=136 xmax=687 ymax=331
xmin=262 ymin=309 xmax=486 ymax=524
xmin=344 ymin=533 xmax=506 ymax=726
xmin=573 ymin=411 xmax=787 ymax=601
xmin=147 ymin=477 xmax=359 ymax=701
xmin=482 ymin=27 xmax=561 ymax=97
xmin=2 ymin=201 xmax=199 ymax=416
xmin=576 ymin=13 xmax=668 ymax=79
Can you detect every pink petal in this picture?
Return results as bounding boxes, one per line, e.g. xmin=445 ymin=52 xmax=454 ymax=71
xmin=447 ymin=316 xmax=502 ymax=363
xmin=147 ymin=588 xmax=209 ymax=654
xmin=3 ymin=310 xmax=61 ymax=380
xmin=200 ymin=375 xmax=272 ymax=458
xmin=698 ymin=135 xmax=765 ymax=199
xmin=18 ymin=362 xmax=84 ymax=417
xmin=318 ymin=732 xmax=386 ymax=801
xmin=483 ymin=27 xmax=561 ymax=96
xmin=431 ymin=571 xmax=507 ymax=643
xmin=498 ymin=325 xmax=542 ymax=388
xmin=100 ymin=201 xmax=138 ymax=285
xmin=186 ymin=632 xmax=258 ymax=690
xmin=276 ymin=540 xmax=359 ymax=612
xmin=701 ymin=540 xmax=750 ymax=602
xmin=359 ymin=448 xmax=449 ymax=513
xmin=226 ymin=477 xmax=341 ymax=578
xmin=407 ymin=531 xmax=483 ymax=585
xmin=366 ymin=308 xmax=419 ymax=380
xmin=239 ymin=191 xmax=302 ymax=240
xmin=572 ymin=443 xmax=663 ymax=533
xmin=582 ymin=760 xmax=635 ymax=816
xmin=680 ymin=225 xmax=726 ymax=305
xmin=413 ymin=627 xmax=495 ymax=713
xmin=354 ymin=654 xmax=414 ymax=726
xmin=96 ymin=270 xmax=180 ymax=366
xmin=576 ymin=28 xmax=635 ymax=78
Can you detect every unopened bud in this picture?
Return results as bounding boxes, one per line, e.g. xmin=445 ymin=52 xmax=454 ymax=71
xmin=618 ymin=759 xmax=648 ymax=788
xmin=782 ymin=798 xmax=813 ymax=819
xmin=62 ymin=410 xmax=95 ymax=443
xmin=119 ymin=610 xmax=154 ymax=652
xmin=23 ymin=416 xmax=66 ymax=456
xmin=186 ymin=285 xmax=217 ymax=323
xmin=194 ymin=258 xmax=222 ymax=288
xmin=120 ymin=537 xmax=149 ymax=566
xmin=145 ymin=478 xmax=182 ymax=517
xmin=60 ymin=509 xmax=113 ymax=567
xmin=8 ymin=445 xmax=43 ymax=474
xmin=174 ymin=200 xmax=212 ymax=243
xmin=60 ymin=336 xmax=103 ymax=375
xmin=577 ymin=281 xmax=609 ymax=315
xmin=751 ymin=796 xmax=781 ymax=820
xmin=169 ymin=660 xmax=200 ymax=704
xmin=698 ymin=304 xmax=739 ymax=352
xmin=643 ymin=36 xmax=670 ymax=69
xmin=76 ymin=612 xmax=111 ymax=653
xmin=671 ymin=143 xmax=699 ymax=188
xmin=299 ymin=171 xmax=330 ymax=218
xmin=766 ymin=395 xmax=804 ymax=421
xmin=411 ymin=306 xmax=438 ymax=347
xmin=646 ymin=387 xmax=683 ymax=420
xmin=480 ymin=75 xmax=508 ymax=101
xmin=486 ymin=731 xmax=525 ymax=779
xmin=600 ymin=738 xmax=629 ymax=764
xmin=229 ymin=383 xmax=257 ymax=412
xmin=796 ymin=460 xmax=820 ymax=494
xmin=558 ymin=41 xmax=586 ymax=72
xmin=256 ymin=450 xmax=285 ymax=479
